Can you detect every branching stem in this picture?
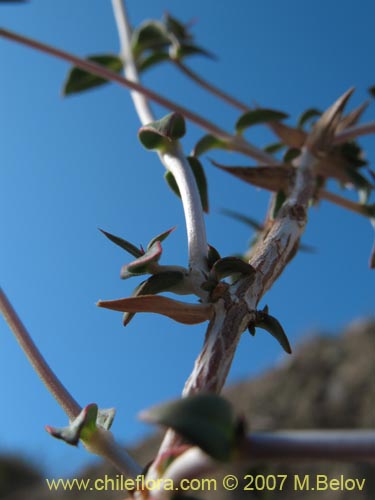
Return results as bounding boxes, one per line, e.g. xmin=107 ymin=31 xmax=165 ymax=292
xmin=111 ymin=0 xmax=208 ymax=281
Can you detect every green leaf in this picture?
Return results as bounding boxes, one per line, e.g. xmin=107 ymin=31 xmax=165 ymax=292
xmin=339 ymin=141 xmax=368 ymax=168
xmin=122 ymin=271 xmax=185 ymax=326
xmin=188 ymin=156 xmax=209 ymax=213
xmin=121 ymin=241 xmax=162 ymax=278
xmin=139 ymin=113 xmax=186 ymax=151
xmin=131 ymin=20 xmax=170 ymax=56
xmin=297 ymin=108 xmax=321 ymax=129
xmin=62 ymin=54 xmax=123 ymax=96
xmin=163 ymin=13 xmax=191 ymax=42
xmin=283 ymin=147 xmax=301 ymax=164
xmin=192 ymin=134 xmax=230 ymax=157
xmin=369 ymin=218 xmax=375 ymax=269
xmin=207 ymin=244 xmax=221 ymax=269
xmin=147 ymin=226 xmax=176 ymax=251
xmin=236 ymin=108 xmax=289 ymax=133
xmin=140 ymin=394 xmax=237 ymax=461
xmin=211 ymin=257 xmax=255 ymax=281
xmin=263 ymin=142 xmax=286 ymax=154
xmin=172 ymin=44 xmax=215 ymax=61
xmin=253 ymin=309 xmax=292 ymax=354
xmin=138 ymin=51 xmax=170 ymax=73
xmin=45 ymin=404 xmax=99 ymax=446
xmin=165 ymin=170 xmax=180 ymax=198
xmin=272 ymin=191 xmax=287 ymax=219
xmin=99 ymin=228 xmax=143 ymax=258
xmin=221 ymin=209 xmax=263 ymax=231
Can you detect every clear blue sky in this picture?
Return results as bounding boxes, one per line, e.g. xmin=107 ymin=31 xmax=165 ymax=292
xmin=0 ymin=0 xmax=374 ymax=478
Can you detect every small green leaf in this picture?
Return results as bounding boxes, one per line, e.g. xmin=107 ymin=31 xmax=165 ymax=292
xmin=253 ymin=310 xmax=292 ymax=354
xmin=339 ymin=141 xmax=368 ymax=168
xmin=297 ymin=108 xmax=321 ymax=129
xmin=188 ymin=156 xmax=209 ymax=213
xmin=207 ymin=244 xmax=221 ymax=269
xmin=283 ymin=147 xmax=301 ymax=164
xmin=62 ymin=54 xmax=123 ymax=96
xmin=139 ymin=113 xmax=186 ymax=150
xmin=147 ymin=226 xmax=176 ymax=251
xmin=236 ymin=108 xmax=289 ymax=134
xmin=140 ymin=394 xmax=237 ymax=461
xmin=121 ymin=241 xmax=162 ymax=278
xmin=221 ymin=209 xmax=263 ymax=231
xmin=192 ymin=134 xmax=229 ymax=157
xmin=138 ymin=51 xmax=170 ymax=73
xmin=263 ymin=142 xmax=286 ymax=154
xmin=131 ymin=20 xmax=170 ymax=56
xmin=99 ymin=228 xmax=143 ymax=258
xmin=172 ymin=43 xmax=215 ymax=61
xmin=211 ymin=257 xmax=255 ymax=281
xmin=45 ymin=404 xmax=99 ymax=446
xmin=272 ymin=191 xmax=287 ymax=219
xmin=163 ymin=13 xmax=191 ymax=42
xmin=165 ymin=171 xmax=180 ymax=198
xmin=369 ymin=218 xmax=375 ymax=269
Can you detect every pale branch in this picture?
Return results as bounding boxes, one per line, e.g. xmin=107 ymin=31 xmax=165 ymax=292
xmin=111 ymin=0 xmax=208 ymax=281
xmin=155 ymin=148 xmax=317 ymax=461
xmin=146 ymin=430 xmax=375 ymax=499
xmin=0 ymin=287 xmax=81 ymax=420
xmin=159 ymin=431 xmax=375 ymax=486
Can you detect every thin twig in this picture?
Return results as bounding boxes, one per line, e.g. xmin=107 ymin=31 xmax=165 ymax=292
xmin=0 ymin=287 xmax=81 ymax=420
xmin=174 ymin=60 xmax=249 ymax=112
xmin=0 ymin=27 xmax=275 ymax=166
xmin=0 ymin=287 xmax=142 ymax=477
xmin=111 ymin=0 xmax=209 ymax=281
xmin=320 ymin=189 xmax=374 ymax=217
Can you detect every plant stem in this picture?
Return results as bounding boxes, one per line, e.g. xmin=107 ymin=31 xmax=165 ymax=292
xmin=1 ymin=287 xmax=142 ymax=477
xmin=0 ymin=27 xmax=275 ymax=166
xmin=0 ymin=287 xmax=81 ymax=420
xmin=159 ymin=430 xmax=375 ymax=485
xmin=155 ymin=148 xmax=317 ymax=460
xmin=174 ymin=60 xmax=375 ymax=155
xmin=111 ymin=0 xmax=208 ymax=281
xmin=174 ymin=60 xmax=249 ymax=112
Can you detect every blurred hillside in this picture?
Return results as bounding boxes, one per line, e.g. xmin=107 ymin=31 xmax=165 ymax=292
xmin=1 ymin=318 xmax=374 ymax=499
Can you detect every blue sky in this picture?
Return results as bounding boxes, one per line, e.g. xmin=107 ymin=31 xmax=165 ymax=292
xmin=0 ymin=0 xmax=374 ymax=478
